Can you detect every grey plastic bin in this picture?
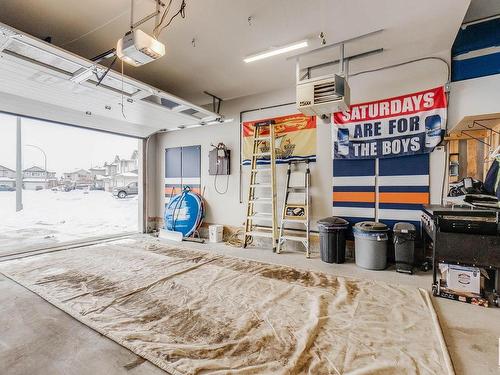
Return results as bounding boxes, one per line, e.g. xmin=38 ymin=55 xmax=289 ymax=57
xmin=353 ymin=221 xmax=389 ymax=270
xmin=317 ymin=217 xmax=349 ymax=264
xmin=393 ymin=222 xmax=416 ymax=274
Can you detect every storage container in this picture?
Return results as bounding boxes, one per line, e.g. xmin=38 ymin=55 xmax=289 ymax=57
xmin=209 ymin=225 xmax=224 ymax=243
xmin=393 ymin=222 xmax=416 ymax=274
xmin=353 ymin=221 xmax=389 ymax=270
xmin=317 ymin=217 xmax=349 ymax=263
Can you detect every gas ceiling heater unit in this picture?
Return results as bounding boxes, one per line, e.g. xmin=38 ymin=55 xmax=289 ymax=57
xmin=296 ymin=74 xmax=350 ymax=116
xmin=295 ymin=39 xmax=353 ymax=117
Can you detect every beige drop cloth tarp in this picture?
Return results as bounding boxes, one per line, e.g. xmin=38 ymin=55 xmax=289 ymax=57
xmin=0 ymin=237 xmax=453 ymax=375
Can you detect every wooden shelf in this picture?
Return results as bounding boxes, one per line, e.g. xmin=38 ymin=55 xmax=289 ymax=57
xmin=448 ymin=115 xmax=500 ymax=135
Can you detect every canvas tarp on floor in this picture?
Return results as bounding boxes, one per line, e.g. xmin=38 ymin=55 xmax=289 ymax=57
xmin=0 ymin=237 xmax=453 ymax=375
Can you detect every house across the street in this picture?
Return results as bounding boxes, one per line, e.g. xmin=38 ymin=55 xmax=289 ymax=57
xmin=62 ymin=168 xmax=93 ymax=188
xmin=22 ymin=166 xmax=57 ymax=190
xmin=0 ymin=164 xmax=16 ymax=188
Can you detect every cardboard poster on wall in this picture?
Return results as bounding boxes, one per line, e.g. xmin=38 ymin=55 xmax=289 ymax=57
xmin=332 ymin=86 xmax=447 ymax=159
xmin=242 ymin=113 xmax=316 ymax=165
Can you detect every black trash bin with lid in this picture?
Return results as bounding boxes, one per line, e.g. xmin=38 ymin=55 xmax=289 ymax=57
xmin=393 ymin=222 xmax=416 ymax=274
xmin=317 ymin=217 xmax=349 ymax=263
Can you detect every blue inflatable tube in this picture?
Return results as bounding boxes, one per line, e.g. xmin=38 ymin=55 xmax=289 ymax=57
xmin=164 ymin=187 xmax=205 ymax=237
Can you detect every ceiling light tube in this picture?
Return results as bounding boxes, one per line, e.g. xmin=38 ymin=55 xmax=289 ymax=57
xmin=244 ymin=40 xmax=309 ymax=63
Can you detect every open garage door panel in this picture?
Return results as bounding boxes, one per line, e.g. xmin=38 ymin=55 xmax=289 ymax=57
xmin=0 ymin=22 xmax=219 ymax=138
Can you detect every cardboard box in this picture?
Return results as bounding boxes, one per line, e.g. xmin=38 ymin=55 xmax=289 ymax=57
xmin=446 ymin=264 xmax=481 ymax=296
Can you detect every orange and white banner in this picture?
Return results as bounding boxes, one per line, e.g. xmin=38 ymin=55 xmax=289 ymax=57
xmin=242 ymin=113 xmax=316 ymax=165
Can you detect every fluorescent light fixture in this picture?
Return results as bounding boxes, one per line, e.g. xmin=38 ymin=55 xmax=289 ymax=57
xmin=244 ymin=40 xmax=308 ymax=63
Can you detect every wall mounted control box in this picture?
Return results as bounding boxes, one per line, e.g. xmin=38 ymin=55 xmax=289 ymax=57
xmin=209 ymin=148 xmax=230 ymax=175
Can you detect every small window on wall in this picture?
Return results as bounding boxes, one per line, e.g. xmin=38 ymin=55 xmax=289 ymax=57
xmin=0 ymin=114 xmax=141 ymax=253
xmin=164 ymin=146 xmax=201 ymax=203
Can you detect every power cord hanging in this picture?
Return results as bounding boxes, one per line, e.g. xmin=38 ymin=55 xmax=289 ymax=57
xmin=224 ymin=228 xmax=251 ymax=247
xmin=153 ymin=0 xmax=173 ymax=38
xmin=120 ymin=59 xmax=127 ymax=119
xmin=214 ymin=171 xmax=229 ymax=195
xmin=154 ymin=0 xmax=187 ymax=39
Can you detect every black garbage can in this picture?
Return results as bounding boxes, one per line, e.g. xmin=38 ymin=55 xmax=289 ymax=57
xmin=317 ymin=217 xmax=349 ymax=263
xmin=393 ymin=222 xmax=416 ymax=274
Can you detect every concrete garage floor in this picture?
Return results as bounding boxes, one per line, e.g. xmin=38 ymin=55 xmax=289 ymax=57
xmin=0 ymin=275 xmax=166 ymax=375
xmin=0 ymin=236 xmax=498 ymax=375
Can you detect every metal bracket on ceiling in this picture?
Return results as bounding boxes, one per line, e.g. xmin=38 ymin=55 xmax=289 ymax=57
xmin=0 ymin=27 xmax=17 ymax=53
xmin=91 ymin=48 xmax=116 ymax=63
xmin=0 ymin=37 xmax=12 ymax=53
xmin=288 ymin=29 xmax=384 ymax=61
xmin=293 ymin=29 xmax=384 ymax=84
xmin=298 ymin=48 xmax=384 ymax=81
xmin=204 ymin=91 xmax=223 ymax=114
xmin=130 ymin=0 xmax=166 ymax=31
xmin=339 ymin=43 xmax=345 ymax=76
xmin=70 ymin=66 xmax=98 ymax=84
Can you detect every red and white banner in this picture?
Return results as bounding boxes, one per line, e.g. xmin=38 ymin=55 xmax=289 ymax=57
xmin=332 ymin=87 xmax=447 ymax=159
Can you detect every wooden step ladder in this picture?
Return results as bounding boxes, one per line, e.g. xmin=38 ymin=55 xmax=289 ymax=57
xmin=243 ymin=120 xmax=278 ymax=251
xmin=277 ymin=160 xmax=311 ymax=257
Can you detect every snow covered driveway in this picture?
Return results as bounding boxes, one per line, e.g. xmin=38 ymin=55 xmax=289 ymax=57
xmin=0 ymin=190 xmax=138 ymax=253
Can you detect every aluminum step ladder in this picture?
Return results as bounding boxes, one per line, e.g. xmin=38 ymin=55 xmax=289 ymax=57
xmin=277 ymin=160 xmax=311 ymax=257
xmin=243 ymin=120 xmax=278 ymax=251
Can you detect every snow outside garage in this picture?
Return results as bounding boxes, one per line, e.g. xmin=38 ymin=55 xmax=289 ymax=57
xmin=0 ymin=114 xmax=140 ymax=253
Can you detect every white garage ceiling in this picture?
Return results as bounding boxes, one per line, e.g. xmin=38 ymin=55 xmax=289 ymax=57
xmin=464 ymin=0 xmax=500 ymax=23
xmin=0 ymin=0 xmax=471 ymax=105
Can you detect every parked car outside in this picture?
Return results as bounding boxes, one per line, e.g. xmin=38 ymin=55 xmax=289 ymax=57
xmin=75 ymin=184 xmax=91 ymax=190
xmin=0 ymin=184 xmax=15 ymax=191
xmin=112 ymin=182 xmax=138 ymax=199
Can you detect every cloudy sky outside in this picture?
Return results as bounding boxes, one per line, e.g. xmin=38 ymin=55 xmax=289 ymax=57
xmin=0 ymin=113 xmax=138 ymax=176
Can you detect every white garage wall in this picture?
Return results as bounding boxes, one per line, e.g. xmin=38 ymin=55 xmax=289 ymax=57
xmin=448 ymin=74 xmax=500 ymax=128
xmin=154 ymin=51 xmax=450 ymax=228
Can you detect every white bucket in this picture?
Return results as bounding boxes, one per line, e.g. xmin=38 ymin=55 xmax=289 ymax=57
xmin=209 ymin=225 xmax=224 ymax=243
